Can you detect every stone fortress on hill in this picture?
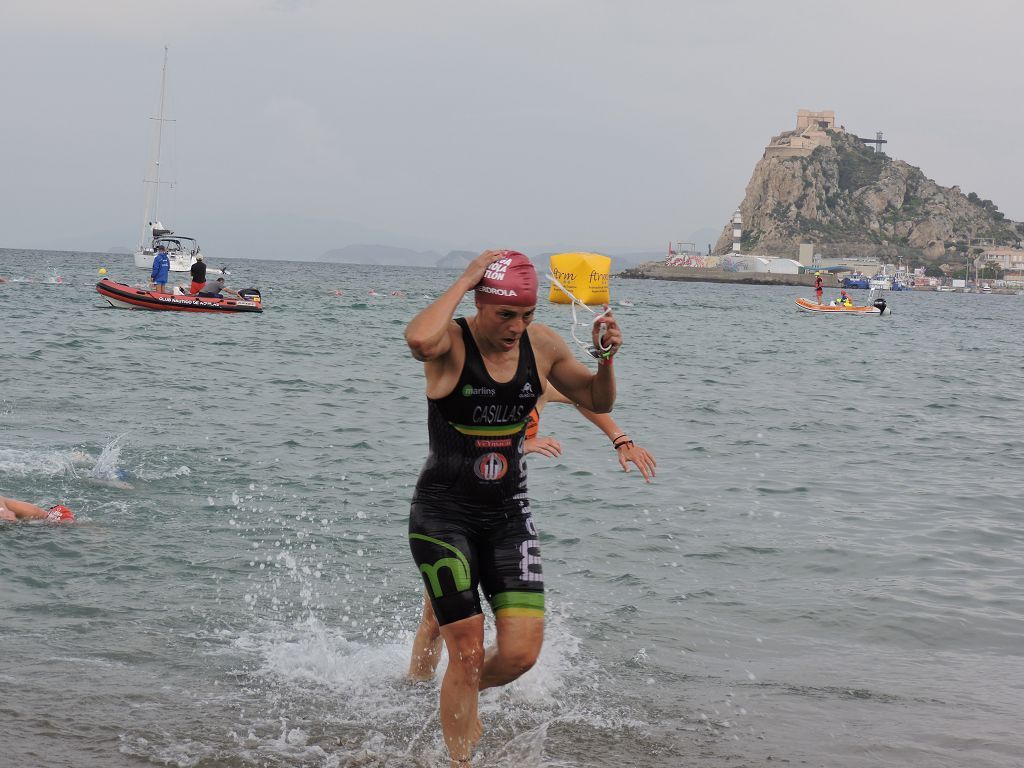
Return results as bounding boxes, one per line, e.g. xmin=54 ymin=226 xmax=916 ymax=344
xmin=639 ymin=109 xmax=1024 ymax=286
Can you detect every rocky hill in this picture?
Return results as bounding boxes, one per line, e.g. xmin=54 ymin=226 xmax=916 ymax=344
xmin=714 ymin=121 xmax=1023 ymax=262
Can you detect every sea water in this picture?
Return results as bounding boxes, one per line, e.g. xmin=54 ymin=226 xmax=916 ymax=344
xmin=1 ymin=248 xmax=1022 ymax=768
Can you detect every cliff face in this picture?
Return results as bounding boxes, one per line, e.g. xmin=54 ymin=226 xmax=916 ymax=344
xmin=714 ymin=129 xmax=1023 ymax=261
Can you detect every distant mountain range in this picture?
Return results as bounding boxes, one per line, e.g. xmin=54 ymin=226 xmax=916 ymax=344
xmin=99 ymin=243 xmax=672 ymax=270
xmin=318 ymin=244 xmax=665 ymax=271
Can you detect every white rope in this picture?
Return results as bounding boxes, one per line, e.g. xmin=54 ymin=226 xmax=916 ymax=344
xmin=546 ymin=272 xmax=612 ymax=359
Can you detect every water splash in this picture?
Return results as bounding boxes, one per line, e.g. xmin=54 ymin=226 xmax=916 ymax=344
xmin=86 ymin=434 xmax=135 ymax=489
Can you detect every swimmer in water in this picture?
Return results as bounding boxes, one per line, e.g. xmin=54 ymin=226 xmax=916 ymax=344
xmin=0 ymin=495 xmax=75 ymax=523
xmin=404 ymin=249 xmax=621 ymax=767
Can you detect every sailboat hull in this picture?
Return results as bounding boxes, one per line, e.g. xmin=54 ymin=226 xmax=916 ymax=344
xmin=134 ymin=250 xmax=198 ymax=272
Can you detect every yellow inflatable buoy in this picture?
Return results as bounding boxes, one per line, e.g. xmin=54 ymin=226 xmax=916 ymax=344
xmin=98 ymin=267 xmax=107 ymax=276
xmin=548 ymin=252 xmax=611 ymax=305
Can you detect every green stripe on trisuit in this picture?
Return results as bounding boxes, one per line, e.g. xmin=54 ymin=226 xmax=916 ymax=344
xmin=491 ymin=591 xmax=545 ymax=612
xmin=449 ymin=421 xmax=526 ymax=436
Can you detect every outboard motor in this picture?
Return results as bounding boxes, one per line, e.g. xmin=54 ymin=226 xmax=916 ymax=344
xmin=237 ymin=288 xmax=261 ymax=302
xmin=872 ymin=297 xmax=890 ymax=316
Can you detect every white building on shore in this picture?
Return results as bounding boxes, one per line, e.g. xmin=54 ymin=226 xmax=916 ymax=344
xmin=716 ymin=208 xmax=802 ymax=273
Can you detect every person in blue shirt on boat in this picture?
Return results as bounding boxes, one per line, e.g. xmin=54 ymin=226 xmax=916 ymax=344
xmin=833 ymin=290 xmax=853 ymax=307
xmin=150 ymin=245 xmax=171 ymax=294
xmin=196 ymin=276 xmax=240 ymax=299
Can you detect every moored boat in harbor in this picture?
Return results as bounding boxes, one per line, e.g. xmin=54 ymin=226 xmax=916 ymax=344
xmin=841 ymin=272 xmax=870 ymax=289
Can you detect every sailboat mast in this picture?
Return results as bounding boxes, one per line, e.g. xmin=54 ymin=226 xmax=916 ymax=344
xmin=139 ymin=46 xmax=170 ymax=251
xmin=152 ymin=45 xmax=169 ymax=223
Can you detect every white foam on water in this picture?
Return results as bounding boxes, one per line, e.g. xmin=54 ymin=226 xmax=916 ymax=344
xmin=0 ymin=438 xmax=139 ymax=490
xmin=177 ymin=489 xmax=660 ymax=765
xmin=245 ymin=609 xmax=586 ymax=707
xmin=0 ymin=447 xmax=78 ymax=478
xmin=134 ymin=463 xmax=191 ymax=481
xmin=89 ymin=434 xmax=124 ymax=477
xmin=226 ymin=721 xmax=344 ymax=767
xmin=483 ymin=609 xmax=584 ymax=708
xmin=245 ymin=615 xmax=411 ymax=697
xmin=84 ymin=434 xmax=136 ymax=489
xmin=68 ymin=449 xmax=93 ymax=465
xmin=204 ymin=597 xmax=644 ymax=766
xmin=486 ymin=721 xmax=550 ymax=765
xmin=118 ymin=733 xmax=216 ymax=768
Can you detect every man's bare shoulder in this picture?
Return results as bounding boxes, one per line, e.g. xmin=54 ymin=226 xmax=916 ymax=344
xmin=423 ymin=321 xmax=466 ymax=390
xmin=526 ymin=322 xmax=571 ymax=372
xmin=413 ymin=319 xmax=463 ymax=361
xmin=526 ymin=322 xmax=562 ymax=347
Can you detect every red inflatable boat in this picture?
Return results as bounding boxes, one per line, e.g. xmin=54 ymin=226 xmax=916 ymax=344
xmin=96 ymin=279 xmax=263 ymax=314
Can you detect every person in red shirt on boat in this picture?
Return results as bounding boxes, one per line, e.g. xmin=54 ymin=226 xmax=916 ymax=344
xmin=196 ymin=277 xmax=240 ymax=299
xmin=0 ymin=495 xmax=75 ymax=523
xmin=814 ymin=272 xmax=823 ymax=304
xmin=189 ymin=254 xmax=207 ymax=294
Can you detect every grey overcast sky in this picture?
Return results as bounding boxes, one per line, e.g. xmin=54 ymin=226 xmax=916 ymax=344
xmin=2 ymin=0 xmax=1021 ymax=260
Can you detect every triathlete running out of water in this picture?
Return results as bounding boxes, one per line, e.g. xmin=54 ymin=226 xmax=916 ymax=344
xmin=0 ymin=495 xmax=75 ymax=523
xmin=407 ymin=382 xmax=657 ymax=687
xmin=404 ymin=249 xmax=621 ymax=768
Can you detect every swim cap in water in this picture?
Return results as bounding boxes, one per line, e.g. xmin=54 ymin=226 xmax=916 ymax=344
xmin=475 ymin=251 xmax=538 ymax=306
xmin=47 ymin=505 xmax=75 ymax=523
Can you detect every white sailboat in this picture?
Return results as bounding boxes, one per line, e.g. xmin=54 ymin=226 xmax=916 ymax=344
xmin=133 ymin=48 xmax=218 ymax=274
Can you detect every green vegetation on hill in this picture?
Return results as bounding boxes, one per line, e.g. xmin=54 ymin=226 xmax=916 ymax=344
xmin=836 ymin=142 xmax=887 ymax=192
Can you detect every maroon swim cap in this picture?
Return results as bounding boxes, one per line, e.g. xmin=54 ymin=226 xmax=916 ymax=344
xmin=474 ymin=251 xmax=538 ymax=306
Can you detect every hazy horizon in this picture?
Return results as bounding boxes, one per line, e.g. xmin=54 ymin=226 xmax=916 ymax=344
xmin=2 ymin=1 xmax=1021 ymax=262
